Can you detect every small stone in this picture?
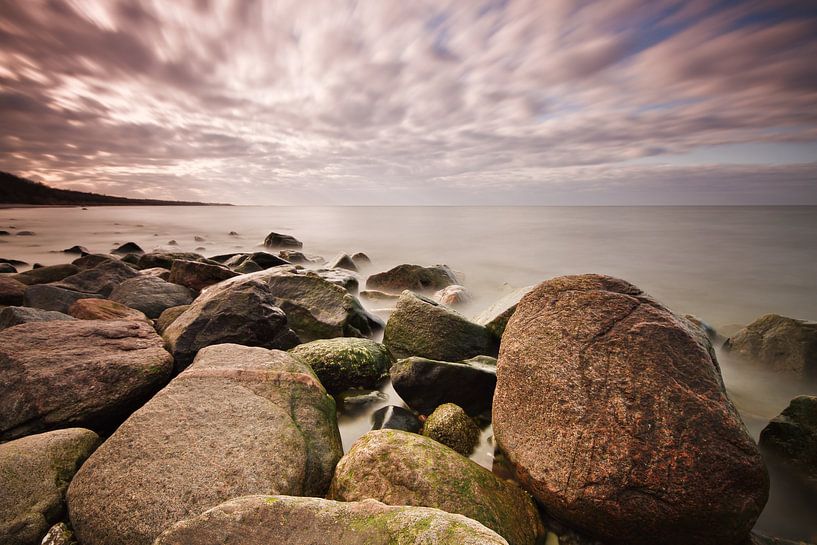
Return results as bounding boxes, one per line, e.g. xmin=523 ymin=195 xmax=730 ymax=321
xmin=422 ymin=403 xmax=481 ymax=456
xmin=370 ymin=405 xmax=422 ymax=433
xmin=111 ymin=242 xmax=144 ymax=255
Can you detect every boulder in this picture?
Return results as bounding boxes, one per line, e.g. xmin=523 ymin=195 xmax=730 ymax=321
xmin=329 ymin=430 xmax=544 ymax=545
xmin=138 ymin=266 xmax=171 ymax=280
xmin=68 ymin=298 xmax=149 ymax=323
xmin=0 ymin=320 xmax=173 ymax=440
xmin=759 ymin=396 xmax=817 ymax=481
xmin=71 ymin=253 xmax=116 ymax=270
xmin=153 ymin=495 xmax=509 ymax=545
xmin=371 ymin=405 xmax=422 ymax=433
xmin=390 ymin=356 xmax=496 ymax=417
xmin=0 ymin=258 xmax=27 ymax=266
xmin=238 ymin=268 xmax=380 ymax=342
xmin=62 ymin=245 xmax=90 ymax=255
xmin=366 ymin=264 xmax=458 ymax=294
xmin=52 ymin=259 xmax=139 ymax=296
xmin=473 ymin=286 xmax=534 ymax=340
xmin=434 ymin=284 xmax=472 ymax=307
xmin=493 ymin=274 xmax=769 ymax=545
xmin=0 ymin=306 xmax=75 ymax=331
xmin=224 ymin=251 xmax=289 ymax=270
xmin=136 ymin=252 xmax=204 ymax=270
xmin=263 ymin=231 xmax=303 ymax=249
xmin=289 ymin=337 xmax=393 ymax=393
xmin=12 ymin=264 xmax=79 ymax=285
xmin=155 ymin=304 xmax=189 ymax=333
xmin=278 ymin=250 xmax=325 ymax=264
xmin=166 ymin=240 xmax=179 ymax=246
xmin=327 ymin=253 xmax=358 ymax=272
xmin=0 ymin=262 xmax=17 ymax=273
xmin=422 ymin=403 xmax=481 ymax=456
xmin=351 ymin=252 xmax=371 ymax=267
xmin=383 ymin=291 xmax=497 ymax=361
xmin=724 ymin=314 xmax=817 ymax=380
xmin=312 ymin=267 xmax=360 ymax=294
xmin=162 ymin=277 xmax=299 ymax=370
xmin=0 ymin=428 xmax=99 ymax=545
xmin=23 ymin=284 xmax=105 ymax=313
xmin=0 ymin=276 xmax=26 ymax=305
xmin=111 ymin=242 xmax=143 ymax=255
xmin=109 ymin=276 xmax=194 ymax=318
xmin=168 ymin=259 xmax=238 ymax=291
xmin=67 ymin=344 xmax=342 ymax=545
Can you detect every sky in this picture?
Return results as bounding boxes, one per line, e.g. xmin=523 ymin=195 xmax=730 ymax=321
xmin=1 ymin=0 xmax=816 ymax=205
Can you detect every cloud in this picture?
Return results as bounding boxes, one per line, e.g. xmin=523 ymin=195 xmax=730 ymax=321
xmin=0 ymin=0 xmax=815 ymax=204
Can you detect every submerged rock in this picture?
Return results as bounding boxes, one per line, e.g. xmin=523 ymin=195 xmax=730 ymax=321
xmin=422 ymin=403 xmax=481 ymax=456
xmin=68 ymin=298 xmax=149 ymax=323
xmin=289 ymin=337 xmax=393 ymax=393
xmin=0 ymin=306 xmax=75 ymax=331
xmin=0 ymin=428 xmax=99 ymax=545
xmin=724 ymin=314 xmax=817 ymax=380
xmin=759 ymin=396 xmax=817 ymax=481
xmin=109 ymin=276 xmax=195 ymax=318
xmin=329 ymin=430 xmax=544 ymax=545
xmin=0 ymin=276 xmax=26 ymax=305
xmin=493 ymin=274 xmax=769 ymax=545
xmin=433 ymin=284 xmax=472 ymax=307
xmin=360 ymin=289 xmax=400 ymax=302
xmin=111 ymin=242 xmax=143 ymax=255
xmin=0 ymin=262 xmax=17 ymax=273
xmin=370 ymin=405 xmax=422 ymax=433
xmin=224 ymin=251 xmax=289 ymax=271
xmin=71 ymin=253 xmax=116 ymax=270
xmin=12 ymin=264 xmax=79 ymax=285
xmin=390 ymin=356 xmax=496 ymax=417
xmin=383 ymin=291 xmax=497 ymax=362
xmin=153 ymin=495 xmax=509 ymax=545
xmin=327 ymin=253 xmax=358 ymax=272
xmin=366 ymin=264 xmax=458 ymax=294
xmin=278 ymin=249 xmax=325 ymax=264
xmin=473 ymin=285 xmax=534 ymax=340
xmin=168 ymin=259 xmax=238 ymax=291
xmin=351 ymin=252 xmax=371 ymax=267
xmin=62 ymin=245 xmax=90 ymax=255
xmin=67 ymin=344 xmax=342 ymax=545
xmin=263 ymin=231 xmax=303 ymax=249
xmin=162 ymin=277 xmax=299 ymax=370
xmin=0 ymin=320 xmax=173 ymax=440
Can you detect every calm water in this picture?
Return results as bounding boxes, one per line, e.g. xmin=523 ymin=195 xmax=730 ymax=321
xmin=2 ymin=205 xmax=816 ymax=539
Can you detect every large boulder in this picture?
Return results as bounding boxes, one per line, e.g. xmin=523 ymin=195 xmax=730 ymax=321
xmin=0 ymin=428 xmax=99 ymax=545
xmin=67 ymin=344 xmax=342 ymax=545
xmin=0 ymin=320 xmax=173 ymax=440
xmin=23 ymin=285 xmax=104 ymax=313
xmin=0 ymin=306 xmax=75 ymax=331
xmin=0 ymin=276 xmax=26 ymax=305
xmin=239 ymin=268 xmax=380 ymax=341
xmin=168 ymin=259 xmax=238 ymax=291
xmin=12 ymin=264 xmax=79 ymax=285
xmin=329 ymin=430 xmax=543 ymax=545
xmin=136 ymin=252 xmax=204 ymax=270
xmin=474 ymin=285 xmax=534 ymax=340
xmin=366 ymin=264 xmax=458 ymax=294
xmin=263 ymin=231 xmax=303 ymax=248
xmin=109 ymin=276 xmax=194 ymax=318
xmin=422 ymin=403 xmax=481 ymax=456
xmin=390 ymin=356 xmax=496 ymax=417
xmin=384 ymin=291 xmax=497 ymax=361
xmin=289 ymin=337 xmax=393 ymax=393
xmin=162 ymin=277 xmax=299 ymax=370
xmin=51 ymin=260 xmax=138 ymax=296
xmin=724 ymin=314 xmax=817 ymax=380
xmin=493 ymin=274 xmax=769 ymax=545
xmin=71 ymin=253 xmax=117 ymax=270
xmin=759 ymin=396 xmax=817 ymax=481
xmin=153 ymin=495 xmax=509 ymax=545
xmin=68 ymin=298 xmax=149 ymax=323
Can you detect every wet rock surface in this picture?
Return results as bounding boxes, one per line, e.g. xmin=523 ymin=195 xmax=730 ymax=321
xmin=109 ymin=275 xmax=195 ymax=318
xmin=289 ymin=337 xmax=393 ymax=393
xmin=725 ymin=314 xmax=817 ymax=380
xmin=366 ymin=264 xmax=458 ymax=294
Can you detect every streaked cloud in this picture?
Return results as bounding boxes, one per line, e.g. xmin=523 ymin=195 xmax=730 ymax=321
xmin=1 ymin=0 xmax=815 ymax=204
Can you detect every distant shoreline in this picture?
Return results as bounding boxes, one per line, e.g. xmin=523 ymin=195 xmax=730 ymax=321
xmin=0 ymin=203 xmax=232 ymax=209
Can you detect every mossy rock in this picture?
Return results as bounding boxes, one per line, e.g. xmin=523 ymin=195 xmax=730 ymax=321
xmin=422 ymin=403 xmax=480 ymax=456
xmin=329 ymin=430 xmax=544 ymax=545
xmin=290 ymin=337 xmax=393 ymax=393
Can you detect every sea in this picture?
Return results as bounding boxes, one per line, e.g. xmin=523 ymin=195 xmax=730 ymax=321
xmin=1 ymin=205 xmax=815 ymax=539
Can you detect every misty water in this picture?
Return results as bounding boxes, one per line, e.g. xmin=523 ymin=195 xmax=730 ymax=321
xmin=2 ymin=205 xmax=816 ymax=540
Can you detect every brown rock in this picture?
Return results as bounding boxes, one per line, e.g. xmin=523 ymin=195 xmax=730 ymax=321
xmin=0 ymin=276 xmax=26 ymax=306
xmin=0 ymin=320 xmax=173 ymax=440
xmin=12 ymin=264 xmax=79 ymax=285
xmin=68 ymin=298 xmax=149 ymax=323
xmin=366 ymin=264 xmax=458 ymax=294
xmin=168 ymin=259 xmax=238 ymax=291
xmin=724 ymin=314 xmax=817 ymax=380
xmin=493 ymin=274 xmax=768 ymax=545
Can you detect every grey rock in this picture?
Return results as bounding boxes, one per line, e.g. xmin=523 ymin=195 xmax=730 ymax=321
xmin=109 ymin=276 xmax=195 ymax=318
xmin=52 ymin=260 xmax=139 ymax=296
xmin=0 ymin=306 xmax=75 ymax=331
xmin=263 ymin=231 xmax=303 ymax=249
xmin=473 ymin=286 xmax=534 ymax=340
xmin=724 ymin=314 xmax=817 ymax=380
xmin=23 ymin=284 xmax=104 ymax=313
xmin=366 ymin=264 xmax=459 ymax=294
xmin=168 ymin=259 xmax=238 ymax=291
xmin=12 ymin=264 xmax=79 ymax=286
xmin=289 ymin=337 xmax=393 ymax=393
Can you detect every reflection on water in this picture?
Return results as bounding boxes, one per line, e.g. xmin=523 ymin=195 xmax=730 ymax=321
xmin=2 ymin=205 xmax=816 ymax=539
